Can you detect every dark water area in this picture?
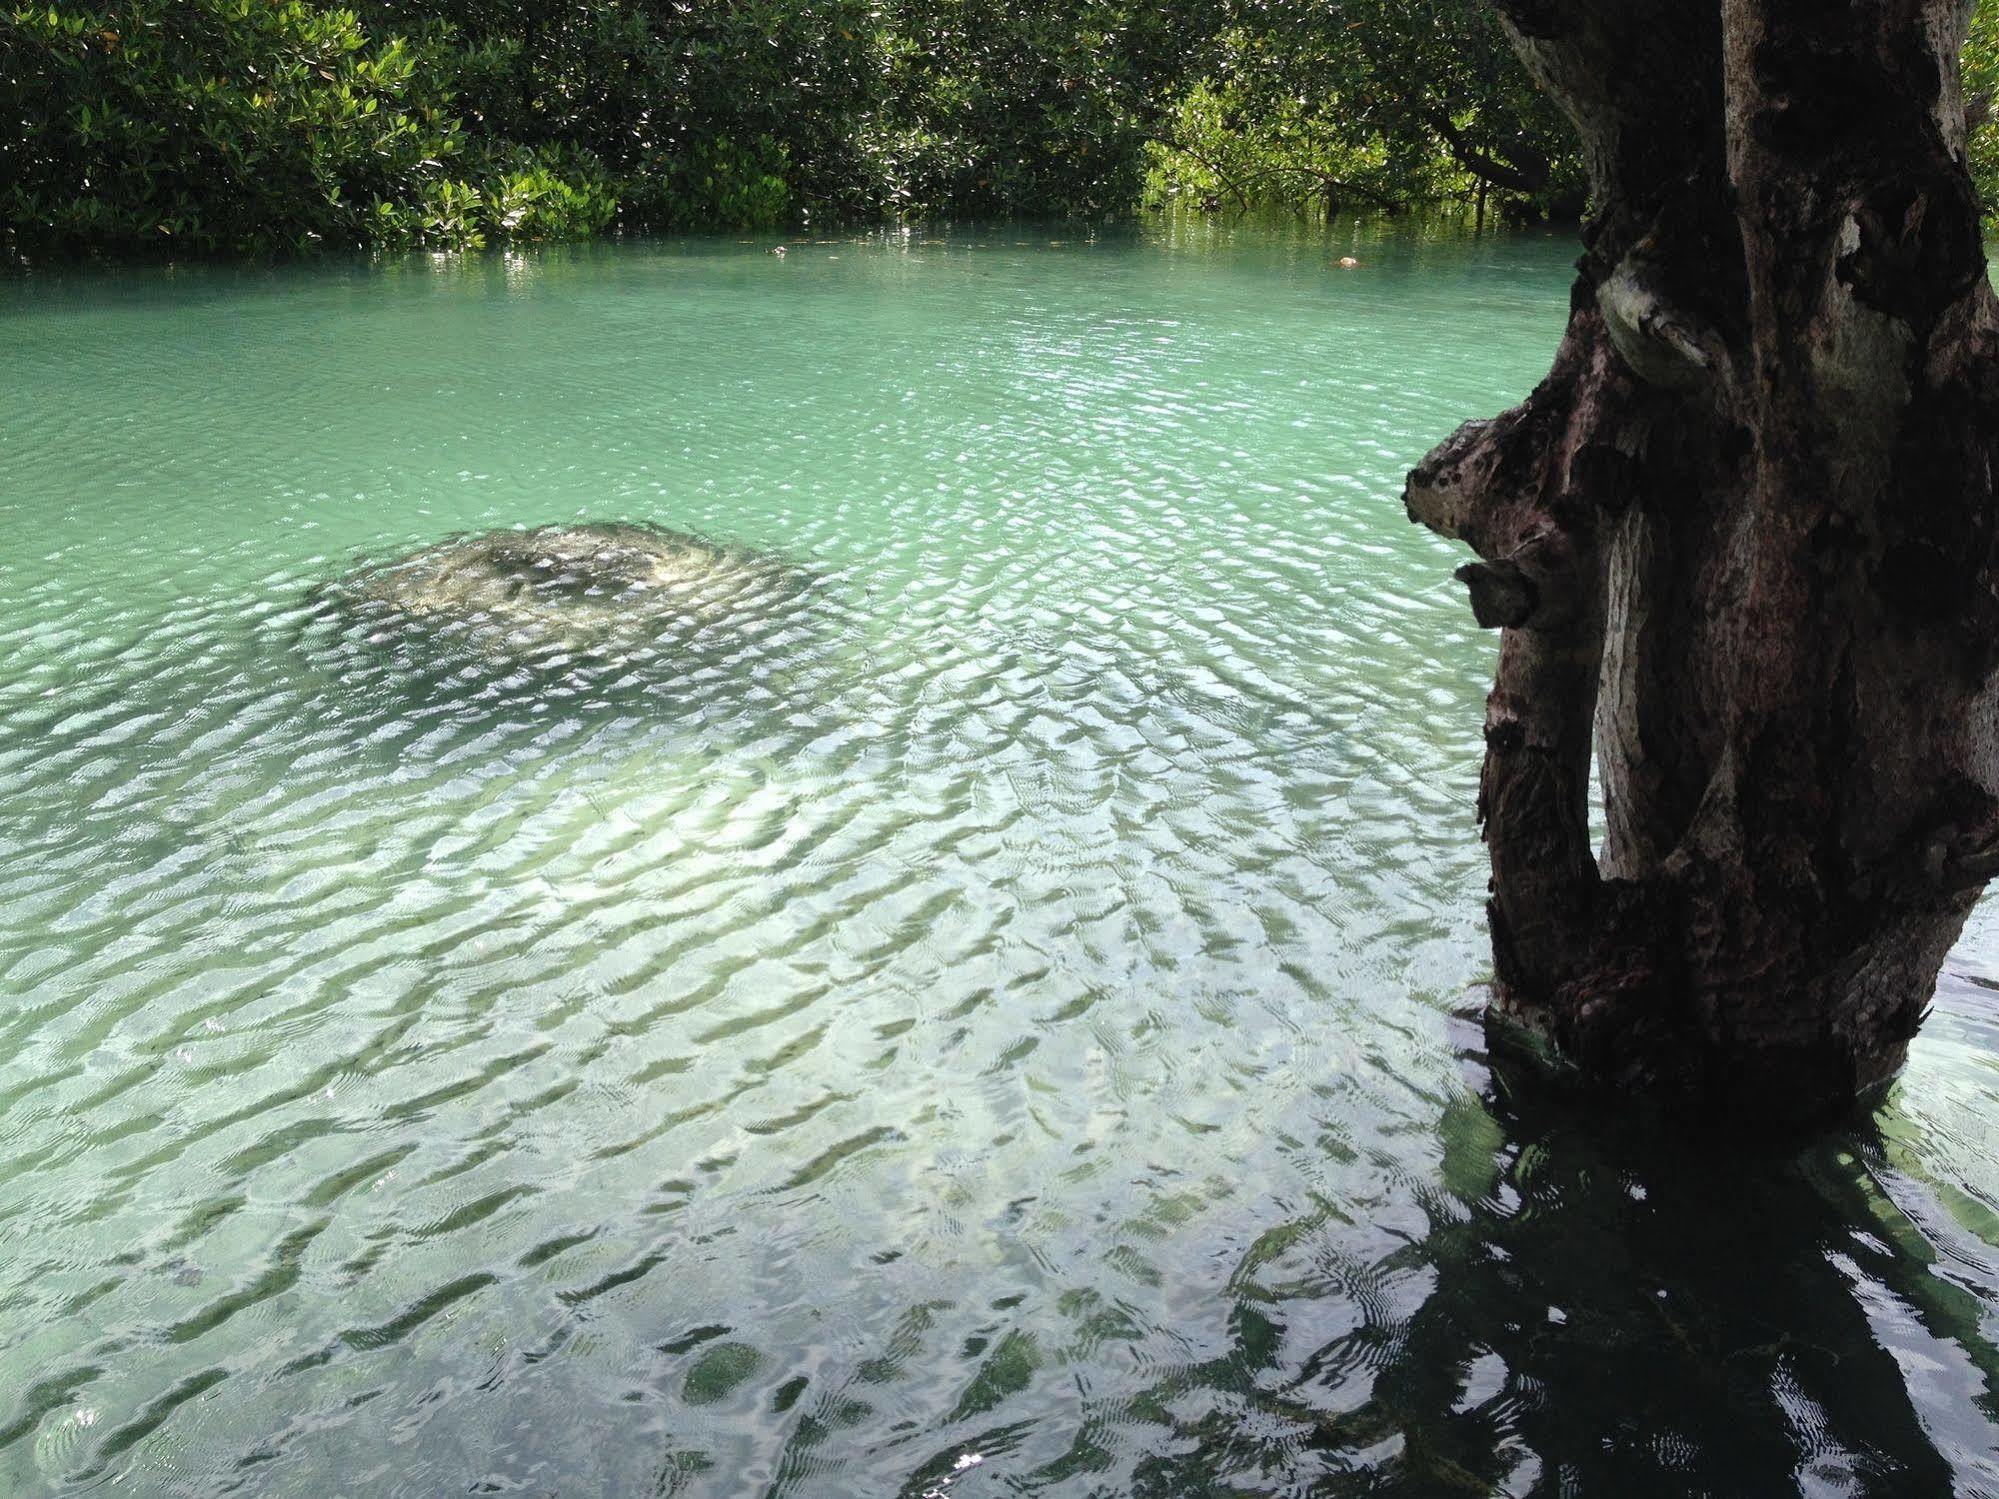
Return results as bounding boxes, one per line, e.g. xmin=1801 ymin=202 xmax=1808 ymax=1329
xmin=1 ymin=216 xmax=1996 ymax=1495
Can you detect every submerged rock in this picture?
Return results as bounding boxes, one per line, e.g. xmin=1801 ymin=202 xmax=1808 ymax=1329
xmin=326 ymin=522 xmax=810 ymax=666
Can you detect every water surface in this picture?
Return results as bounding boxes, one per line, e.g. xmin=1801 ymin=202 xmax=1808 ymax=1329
xmin=3 ymin=218 xmax=1997 ymax=1496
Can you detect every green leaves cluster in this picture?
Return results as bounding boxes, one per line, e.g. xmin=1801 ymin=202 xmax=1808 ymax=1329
xmin=1 ymin=0 xmax=619 ymax=255
xmin=1968 ymin=4 xmax=1999 ymax=223
xmin=2 ymin=0 xmax=1216 ymax=257
xmin=1145 ymin=0 xmax=1583 ymax=220
xmin=7 ymin=0 xmax=1998 ymax=261
xmin=362 ymin=0 xmax=883 ymax=231
xmin=1 ymin=0 xmax=615 ymax=255
xmin=853 ymin=0 xmax=1214 ymax=220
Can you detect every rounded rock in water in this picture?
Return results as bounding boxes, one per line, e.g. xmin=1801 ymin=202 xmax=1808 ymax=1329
xmin=331 ymin=522 xmax=805 ymax=664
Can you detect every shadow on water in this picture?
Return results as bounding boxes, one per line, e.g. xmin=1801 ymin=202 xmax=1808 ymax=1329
xmin=1108 ymin=1014 xmax=1999 ymax=1497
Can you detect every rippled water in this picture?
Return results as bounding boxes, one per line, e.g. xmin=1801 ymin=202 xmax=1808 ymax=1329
xmin=3 ymin=218 xmax=1998 ymax=1496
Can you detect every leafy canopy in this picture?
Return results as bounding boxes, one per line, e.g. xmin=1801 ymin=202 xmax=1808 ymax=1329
xmin=4 ymin=0 xmax=1995 ymax=260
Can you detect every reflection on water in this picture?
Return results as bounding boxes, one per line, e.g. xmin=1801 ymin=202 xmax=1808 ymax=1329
xmin=1 ymin=216 xmax=1996 ymax=1495
xmin=1144 ymin=1007 xmax=1999 ymax=1496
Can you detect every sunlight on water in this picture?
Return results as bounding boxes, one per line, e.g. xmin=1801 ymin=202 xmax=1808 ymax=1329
xmin=1 ymin=217 xmax=1996 ymax=1495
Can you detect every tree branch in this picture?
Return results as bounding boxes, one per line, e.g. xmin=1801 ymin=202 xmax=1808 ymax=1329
xmin=1425 ymin=108 xmax=1550 ymax=196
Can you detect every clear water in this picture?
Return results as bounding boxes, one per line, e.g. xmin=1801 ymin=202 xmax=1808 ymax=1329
xmin=3 ymin=218 xmax=1997 ymax=1497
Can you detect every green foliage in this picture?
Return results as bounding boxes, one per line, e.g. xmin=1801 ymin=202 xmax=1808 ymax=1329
xmin=0 ymin=0 xmax=620 ymax=256
xmin=1968 ymin=4 xmax=1999 ymax=222
xmin=479 ymin=155 xmax=619 ymax=241
xmin=365 ymin=0 xmax=1213 ymax=228
xmin=1148 ymin=1 xmax=1584 ymax=221
xmin=1148 ymin=63 xmax=1444 ymax=219
xmin=4 ymin=0 xmax=450 ymax=255
xmin=8 ymin=0 xmax=1993 ymax=260
xmin=1 ymin=0 xmax=1218 ymax=256
xmin=859 ymin=0 xmax=1214 ymax=219
xmin=360 ymin=0 xmax=881 ymax=231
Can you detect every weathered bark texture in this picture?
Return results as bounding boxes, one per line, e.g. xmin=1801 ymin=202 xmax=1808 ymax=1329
xmin=1407 ymin=0 xmax=1999 ymax=1121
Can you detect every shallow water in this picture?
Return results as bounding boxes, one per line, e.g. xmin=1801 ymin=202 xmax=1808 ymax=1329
xmin=2 ymin=217 xmax=1997 ymax=1496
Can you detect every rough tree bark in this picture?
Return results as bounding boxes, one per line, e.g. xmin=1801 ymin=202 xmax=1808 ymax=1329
xmin=1406 ymin=0 xmax=1999 ymax=1122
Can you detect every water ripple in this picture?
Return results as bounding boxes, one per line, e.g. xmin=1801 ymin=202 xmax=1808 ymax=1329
xmin=0 ymin=220 xmax=1995 ymax=1496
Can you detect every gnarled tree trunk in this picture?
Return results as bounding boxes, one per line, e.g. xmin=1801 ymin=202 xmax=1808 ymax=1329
xmin=1408 ymin=0 xmax=1999 ymax=1121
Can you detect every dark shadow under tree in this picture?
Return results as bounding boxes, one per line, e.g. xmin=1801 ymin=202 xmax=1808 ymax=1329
xmin=1406 ymin=0 xmax=1999 ymax=1121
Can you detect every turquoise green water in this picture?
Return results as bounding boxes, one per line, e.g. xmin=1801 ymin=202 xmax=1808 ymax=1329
xmin=3 ymin=219 xmax=1998 ymax=1496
